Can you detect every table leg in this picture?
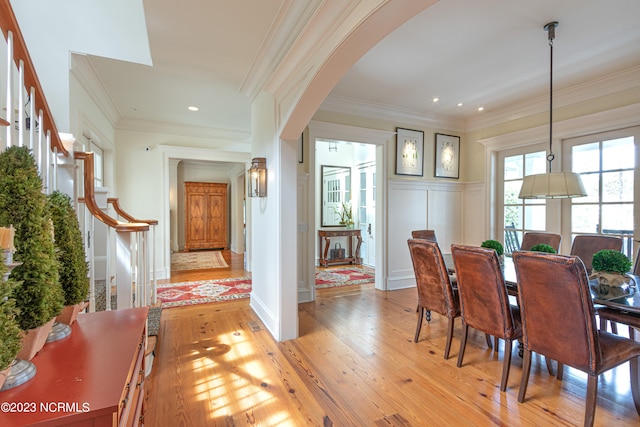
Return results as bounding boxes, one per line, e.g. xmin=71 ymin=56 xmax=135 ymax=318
xmin=354 ymin=235 xmax=362 ymax=264
xmin=322 ymin=237 xmax=331 ymax=267
xmin=631 ymin=326 xmax=640 ymax=414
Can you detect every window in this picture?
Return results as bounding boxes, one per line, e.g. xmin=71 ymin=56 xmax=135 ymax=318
xmin=564 ymin=127 xmax=640 ymax=259
xmin=500 ymin=148 xmax=547 ymax=254
xmin=91 ymin=143 xmax=104 ymax=188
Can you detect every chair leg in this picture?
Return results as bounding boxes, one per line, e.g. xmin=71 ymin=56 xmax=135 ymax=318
xmin=557 ymin=362 xmax=564 ymax=380
xmin=444 ymin=317 xmax=455 ymax=359
xmin=518 ymin=349 xmax=532 ymax=403
xmin=611 ymin=322 xmax=618 ymax=334
xmin=631 ymin=326 xmax=636 ymax=340
xmin=500 ymin=339 xmax=513 ymax=392
xmin=414 ymin=306 xmax=424 ymax=343
xmin=485 ymin=333 xmax=493 ymax=350
xmin=584 ymin=374 xmax=598 ymax=427
xmin=545 ymin=357 xmax=554 ymax=376
xmin=457 ymin=324 xmax=469 ymax=368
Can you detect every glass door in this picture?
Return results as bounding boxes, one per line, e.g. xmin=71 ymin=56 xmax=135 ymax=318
xmin=358 ymin=163 xmax=376 ymax=267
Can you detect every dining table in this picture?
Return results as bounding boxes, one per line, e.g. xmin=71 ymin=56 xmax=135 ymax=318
xmin=442 ymin=252 xmax=640 ymax=413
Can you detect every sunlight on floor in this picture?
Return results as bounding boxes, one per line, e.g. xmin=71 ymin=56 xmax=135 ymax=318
xmin=185 ymin=330 xmax=297 ymax=425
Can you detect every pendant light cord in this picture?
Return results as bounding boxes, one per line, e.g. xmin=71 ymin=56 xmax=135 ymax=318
xmin=546 ymin=22 xmax=557 ymax=173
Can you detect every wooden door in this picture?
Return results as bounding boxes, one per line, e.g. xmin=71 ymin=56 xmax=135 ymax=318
xmin=184 ymin=182 xmax=228 ymax=250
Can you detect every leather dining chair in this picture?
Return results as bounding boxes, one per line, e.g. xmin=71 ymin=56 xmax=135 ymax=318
xmin=450 ymin=244 xmax=522 ymax=392
xmin=512 ymin=251 xmax=640 ymax=427
xmin=411 ymin=229 xmax=438 ymax=241
xmin=598 ymin=245 xmax=640 ymax=337
xmin=520 ymin=231 xmax=561 ymax=252
xmin=570 ymin=234 xmax=622 ymax=274
xmin=407 ymin=239 xmax=460 ymax=359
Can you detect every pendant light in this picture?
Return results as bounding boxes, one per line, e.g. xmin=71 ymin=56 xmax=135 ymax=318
xmin=518 ymin=21 xmax=587 ymax=199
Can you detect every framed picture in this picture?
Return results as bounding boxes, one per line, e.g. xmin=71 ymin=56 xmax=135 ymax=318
xmin=395 ymin=128 xmax=424 ymax=176
xmin=298 ymin=133 xmax=304 ymax=163
xmin=434 ymin=133 xmax=460 ymax=179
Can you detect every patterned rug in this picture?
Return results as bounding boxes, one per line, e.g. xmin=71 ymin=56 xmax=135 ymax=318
xmin=171 ymin=250 xmax=228 ymax=271
xmin=157 ymin=266 xmax=375 ymax=308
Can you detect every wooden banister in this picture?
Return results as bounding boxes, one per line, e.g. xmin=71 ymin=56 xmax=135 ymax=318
xmin=74 ymin=151 xmax=148 ymax=232
xmin=0 ymin=0 xmax=67 ymax=156
xmin=108 ymin=198 xmax=158 ymax=226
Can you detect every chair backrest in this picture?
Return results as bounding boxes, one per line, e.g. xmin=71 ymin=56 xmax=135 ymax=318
xmin=411 ymin=230 xmax=438 ymax=242
xmin=407 ymin=239 xmax=455 ymax=317
xmin=512 ymin=251 xmax=600 ymax=374
xmin=504 ymin=223 xmax=520 ymax=254
xmin=520 ymin=232 xmax=562 ymax=252
xmin=450 ymin=244 xmax=518 ymax=338
xmin=634 ymin=246 xmax=640 ymax=275
xmin=570 ymin=234 xmax=623 ymax=273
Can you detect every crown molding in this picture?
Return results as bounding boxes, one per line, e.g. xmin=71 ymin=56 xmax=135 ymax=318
xmin=308 ymin=120 xmax=395 ymax=145
xmin=319 ymin=94 xmax=466 ymax=132
xmin=116 ymin=117 xmax=251 ymax=142
xmin=465 ymin=65 xmax=640 ymax=132
xmin=70 ymin=54 xmax=121 ymax=127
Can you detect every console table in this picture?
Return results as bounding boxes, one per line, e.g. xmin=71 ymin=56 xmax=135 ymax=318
xmin=0 ymin=307 xmax=149 ymax=427
xmin=318 ymin=228 xmax=362 ymax=267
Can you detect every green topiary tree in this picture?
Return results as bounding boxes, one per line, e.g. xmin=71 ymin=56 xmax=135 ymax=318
xmin=0 ymin=146 xmax=64 ymax=331
xmin=592 ymin=249 xmax=632 ymax=275
xmin=529 ymin=243 xmax=556 ymax=254
xmin=48 ymin=191 xmax=89 ymax=306
xmin=481 ymin=239 xmax=504 ymax=256
xmin=0 ymin=261 xmax=23 ymax=371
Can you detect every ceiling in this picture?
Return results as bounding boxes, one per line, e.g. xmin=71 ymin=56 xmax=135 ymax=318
xmin=16 ymin=0 xmax=640 ymax=139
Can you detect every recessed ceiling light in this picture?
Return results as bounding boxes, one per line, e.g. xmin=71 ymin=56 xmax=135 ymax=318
xmin=478 ymin=106 xmax=484 ymax=112
xmin=457 ymin=102 xmax=463 ymax=107
xmin=188 ymin=106 xmax=199 ymax=112
xmin=432 ymin=97 xmax=439 ymax=103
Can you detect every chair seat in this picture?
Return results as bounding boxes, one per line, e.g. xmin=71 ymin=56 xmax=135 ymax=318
xmin=598 ymin=330 xmax=640 ymax=374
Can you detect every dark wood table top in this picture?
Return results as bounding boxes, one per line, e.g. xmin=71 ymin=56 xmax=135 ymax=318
xmin=442 ymin=253 xmax=640 ymax=315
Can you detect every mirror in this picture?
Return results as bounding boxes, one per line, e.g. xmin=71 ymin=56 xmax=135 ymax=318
xmin=321 ymin=165 xmax=352 ymax=227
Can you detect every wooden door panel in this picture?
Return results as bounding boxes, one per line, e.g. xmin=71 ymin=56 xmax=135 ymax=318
xmin=184 ymin=182 xmax=228 ymax=250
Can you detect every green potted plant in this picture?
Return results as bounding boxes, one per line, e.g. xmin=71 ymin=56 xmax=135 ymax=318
xmin=48 ymin=191 xmax=89 ymax=325
xmin=529 ymin=243 xmax=556 ymax=254
xmin=335 ymin=201 xmax=355 ymax=228
xmin=0 ymin=146 xmax=64 ymax=360
xmin=0 ymin=260 xmax=23 ymax=389
xmin=481 ymin=239 xmax=504 ymax=256
xmin=591 ymin=249 xmax=632 ymax=287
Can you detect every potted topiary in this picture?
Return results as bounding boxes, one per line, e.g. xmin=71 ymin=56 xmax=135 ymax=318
xmin=481 ymin=239 xmax=504 ymax=263
xmin=0 ymin=146 xmax=64 ymax=360
xmin=591 ymin=249 xmax=632 ymax=287
xmin=48 ymin=191 xmax=89 ymax=325
xmin=0 ymin=259 xmax=23 ymax=390
xmin=529 ymin=243 xmax=556 ymax=254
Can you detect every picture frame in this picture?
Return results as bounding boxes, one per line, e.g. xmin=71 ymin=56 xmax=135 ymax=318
xmin=395 ymin=127 xmax=424 ymax=176
xmin=434 ymin=133 xmax=460 ymax=179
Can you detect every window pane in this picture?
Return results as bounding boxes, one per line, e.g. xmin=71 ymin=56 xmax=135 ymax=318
xmin=504 ymin=155 xmax=522 ymax=180
xmin=602 ymin=204 xmax=633 ymax=232
xmin=603 ymin=137 xmax=634 ymax=170
xmin=572 ymin=205 xmax=599 ymax=233
xmin=505 ymin=206 xmax=522 ymax=229
xmin=504 ymin=181 xmax=521 ymax=204
xmin=602 ymin=170 xmax=634 ymax=202
xmin=524 ymin=205 xmax=546 ymax=230
xmin=575 ymin=173 xmax=599 ymax=204
xmin=525 ymin=151 xmax=546 ymax=175
xmin=573 ymin=142 xmax=600 ymax=173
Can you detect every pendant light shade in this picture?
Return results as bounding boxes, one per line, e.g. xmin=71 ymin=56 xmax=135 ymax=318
xmin=519 ymin=171 xmax=587 ymax=199
xmin=518 ymin=21 xmax=586 ymax=199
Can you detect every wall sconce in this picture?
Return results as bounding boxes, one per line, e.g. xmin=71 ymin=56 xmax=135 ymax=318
xmin=248 ymin=157 xmax=267 ymax=197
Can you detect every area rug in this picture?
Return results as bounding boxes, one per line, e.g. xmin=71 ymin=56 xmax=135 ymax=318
xmin=156 ymin=266 xmax=375 ymax=308
xmin=170 ymin=250 xmax=228 ymax=271
xmin=315 ymin=267 xmax=375 ymax=289
xmin=157 ymin=277 xmax=252 ymax=308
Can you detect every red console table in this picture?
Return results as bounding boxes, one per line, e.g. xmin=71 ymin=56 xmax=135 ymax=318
xmin=318 ymin=228 xmax=362 ymax=267
xmin=0 ymin=307 xmax=149 ymax=427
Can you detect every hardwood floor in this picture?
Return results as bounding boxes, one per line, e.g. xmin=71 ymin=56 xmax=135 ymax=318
xmin=145 ymin=255 xmax=639 ymax=426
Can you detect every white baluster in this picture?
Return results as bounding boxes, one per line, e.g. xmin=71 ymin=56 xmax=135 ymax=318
xmin=5 ymin=31 xmax=13 ymax=147
xmin=17 ymin=59 xmax=23 ymax=147
xmin=29 ymin=87 xmax=34 ymax=150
